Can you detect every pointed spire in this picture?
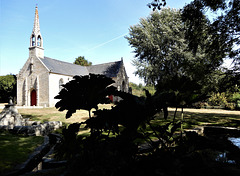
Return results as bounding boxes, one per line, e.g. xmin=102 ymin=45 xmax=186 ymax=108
xmin=29 ymin=5 xmax=44 ymax=58
xmin=33 ymin=6 xmax=40 ymax=34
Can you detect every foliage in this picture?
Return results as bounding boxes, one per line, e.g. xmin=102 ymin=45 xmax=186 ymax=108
xmin=0 ymin=74 xmax=16 ymax=103
xmin=56 ymin=94 xmax=240 ymax=175
xmin=73 ymin=56 xmax=92 ymax=66
xmin=208 ymin=92 xmax=228 ymax=106
xmin=55 ymin=74 xmax=115 ymax=119
xmin=126 ymin=8 xmax=221 ymax=107
xmin=182 ymin=0 xmax=239 ymax=67
xmin=182 ymin=0 xmax=240 ymax=92
xmin=54 ymin=74 xmax=240 ymax=175
xmin=147 ymin=0 xmax=166 ymax=11
xmin=129 ymin=82 xmax=155 ymax=97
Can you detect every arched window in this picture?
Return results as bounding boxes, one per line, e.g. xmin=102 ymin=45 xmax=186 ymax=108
xmin=59 ymin=79 xmax=64 ymax=92
xmin=37 ymin=36 xmax=41 ymax=47
xmin=32 ymin=35 xmax=35 ymax=46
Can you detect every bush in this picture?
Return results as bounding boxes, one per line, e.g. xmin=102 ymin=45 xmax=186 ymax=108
xmin=208 ymin=92 xmax=228 ymax=106
xmin=225 ymin=102 xmax=236 ymax=110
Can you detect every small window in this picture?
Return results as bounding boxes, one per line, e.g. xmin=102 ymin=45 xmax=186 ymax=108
xmin=30 ymin=63 xmax=33 ymax=73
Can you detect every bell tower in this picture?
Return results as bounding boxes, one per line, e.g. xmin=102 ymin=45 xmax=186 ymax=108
xmin=29 ymin=6 xmax=44 ymax=58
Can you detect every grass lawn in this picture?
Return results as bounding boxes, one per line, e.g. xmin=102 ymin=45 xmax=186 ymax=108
xmin=0 ymin=105 xmax=239 ymax=174
xmin=13 ymin=105 xmax=240 ymax=131
xmin=0 ymin=132 xmax=44 ymax=174
xmin=17 ymin=104 xmax=113 ymax=125
xmin=0 ymin=104 xmax=113 ymax=174
xmin=158 ymin=108 xmax=240 ymax=129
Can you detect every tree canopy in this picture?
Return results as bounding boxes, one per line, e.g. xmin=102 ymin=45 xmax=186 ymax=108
xmin=147 ymin=0 xmax=166 ymax=11
xmin=148 ymin=0 xmax=239 ymax=69
xmin=126 ymin=8 xmax=225 ymax=106
xmin=128 ymin=9 xmax=221 ymax=85
xmin=182 ymin=0 xmax=239 ymax=68
xmin=73 ymin=56 xmax=92 ymax=66
xmin=0 ymin=74 xmax=16 ymax=103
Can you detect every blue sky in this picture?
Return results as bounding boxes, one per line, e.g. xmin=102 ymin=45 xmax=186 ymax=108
xmin=0 ymin=0 xmax=192 ymax=84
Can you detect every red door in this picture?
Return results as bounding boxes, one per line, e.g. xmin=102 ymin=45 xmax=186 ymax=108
xmin=31 ymin=89 xmax=37 ymax=106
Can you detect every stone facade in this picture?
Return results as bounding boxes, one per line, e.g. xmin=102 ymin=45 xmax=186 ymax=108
xmin=17 ymin=56 xmax=49 ymax=107
xmin=17 ymin=6 xmax=129 ymax=107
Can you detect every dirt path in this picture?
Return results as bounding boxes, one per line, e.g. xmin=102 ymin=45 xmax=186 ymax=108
xmin=168 ymin=108 xmax=240 ymax=115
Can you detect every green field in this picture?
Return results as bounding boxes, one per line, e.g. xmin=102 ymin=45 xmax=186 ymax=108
xmin=0 ymin=105 xmax=240 ymax=174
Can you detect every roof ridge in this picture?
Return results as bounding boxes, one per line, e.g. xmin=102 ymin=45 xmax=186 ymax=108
xmin=89 ymin=60 xmax=121 ymax=67
xmin=44 ymin=56 xmax=86 ymax=68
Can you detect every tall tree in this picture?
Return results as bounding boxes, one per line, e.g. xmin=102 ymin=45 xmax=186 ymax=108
xmin=126 ymin=8 xmax=223 ymax=106
xmin=182 ymin=0 xmax=239 ymax=67
xmin=73 ymin=56 xmax=92 ymax=66
xmin=181 ymin=0 xmax=240 ymax=90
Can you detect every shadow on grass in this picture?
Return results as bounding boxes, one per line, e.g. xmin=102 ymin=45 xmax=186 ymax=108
xmin=21 ymin=114 xmax=43 ymax=121
xmin=0 ymin=131 xmax=44 ymax=174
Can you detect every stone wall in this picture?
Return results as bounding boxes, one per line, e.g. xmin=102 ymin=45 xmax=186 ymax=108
xmin=0 ymin=103 xmax=62 ymax=136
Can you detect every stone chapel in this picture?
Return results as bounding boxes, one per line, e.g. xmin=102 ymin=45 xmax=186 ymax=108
xmin=17 ymin=6 xmax=129 ymax=107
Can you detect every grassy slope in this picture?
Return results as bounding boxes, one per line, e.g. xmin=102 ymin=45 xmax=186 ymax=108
xmin=0 ymin=132 xmax=44 ymax=174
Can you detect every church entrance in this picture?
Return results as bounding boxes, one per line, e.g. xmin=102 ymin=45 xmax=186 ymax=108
xmin=31 ymin=89 xmax=37 ymax=106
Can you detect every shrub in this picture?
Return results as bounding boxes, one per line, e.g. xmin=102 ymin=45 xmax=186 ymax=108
xmin=208 ymin=92 xmax=228 ymax=106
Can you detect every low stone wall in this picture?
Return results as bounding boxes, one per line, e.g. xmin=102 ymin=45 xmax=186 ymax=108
xmin=0 ymin=102 xmax=62 ymax=136
xmin=1 ymin=121 xmax=62 ymax=136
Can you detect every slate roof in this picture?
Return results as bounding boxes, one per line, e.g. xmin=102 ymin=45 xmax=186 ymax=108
xmin=40 ymin=57 xmax=89 ymax=76
xmin=39 ymin=56 xmax=122 ymax=77
xmin=87 ymin=61 xmax=122 ymax=77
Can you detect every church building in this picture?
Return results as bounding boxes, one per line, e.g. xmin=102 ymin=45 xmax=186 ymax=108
xmin=17 ymin=6 xmax=129 ymax=107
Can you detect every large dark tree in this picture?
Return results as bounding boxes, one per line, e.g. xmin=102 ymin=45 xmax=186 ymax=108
xmin=126 ymin=8 xmax=225 ymax=106
xmin=182 ymin=0 xmax=239 ymax=67
xmin=127 ymin=9 xmax=220 ymax=86
xmin=181 ymin=0 xmax=240 ymax=91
